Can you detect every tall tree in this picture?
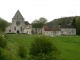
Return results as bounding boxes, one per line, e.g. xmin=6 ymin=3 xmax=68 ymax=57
xmin=32 ymin=17 xmax=47 ymax=34
xmin=0 ymin=18 xmax=9 ymax=32
xmin=32 ymin=19 xmax=39 ymax=34
xmin=75 ymin=17 xmax=80 ymax=35
xmin=72 ymin=17 xmax=76 ymax=26
xmin=39 ymin=17 xmax=47 ymax=28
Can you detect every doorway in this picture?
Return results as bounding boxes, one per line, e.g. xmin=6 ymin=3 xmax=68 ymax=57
xmin=17 ymin=30 xmax=19 ymax=34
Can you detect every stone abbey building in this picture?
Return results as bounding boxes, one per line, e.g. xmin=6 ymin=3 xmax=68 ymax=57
xmin=5 ymin=10 xmax=76 ymax=36
xmin=5 ymin=10 xmax=32 ymax=34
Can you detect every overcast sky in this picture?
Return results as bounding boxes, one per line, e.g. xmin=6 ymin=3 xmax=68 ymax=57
xmin=0 ymin=0 xmax=80 ymax=23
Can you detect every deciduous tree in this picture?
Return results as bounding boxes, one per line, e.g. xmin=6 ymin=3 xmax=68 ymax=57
xmin=75 ymin=17 xmax=80 ymax=34
xmin=0 ymin=18 xmax=8 ymax=32
xmin=32 ymin=17 xmax=47 ymax=34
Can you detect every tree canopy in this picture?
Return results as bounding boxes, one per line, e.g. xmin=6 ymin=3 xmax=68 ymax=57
xmin=75 ymin=17 xmax=80 ymax=34
xmin=0 ymin=18 xmax=9 ymax=32
xmin=47 ymin=17 xmax=75 ymax=27
xmin=32 ymin=17 xmax=47 ymax=28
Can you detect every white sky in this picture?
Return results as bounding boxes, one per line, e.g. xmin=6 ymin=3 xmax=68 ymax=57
xmin=0 ymin=0 xmax=80 ymax=23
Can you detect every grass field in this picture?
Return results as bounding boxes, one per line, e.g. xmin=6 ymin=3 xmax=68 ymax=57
xmin=5 ymin=34 xmax=80 ymax=60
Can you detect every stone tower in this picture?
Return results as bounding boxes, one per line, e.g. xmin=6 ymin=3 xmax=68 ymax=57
xmin=12 ymin=10 xmax=25 ymax=33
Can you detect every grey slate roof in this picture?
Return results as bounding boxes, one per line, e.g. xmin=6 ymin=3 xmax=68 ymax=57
xmin=12 ymin=10 xmax=24 ymax=19
xmin=60 ymin=25 xmax=75 ymax=28
xmin=25 ymin=21 xmax=30 ymax=25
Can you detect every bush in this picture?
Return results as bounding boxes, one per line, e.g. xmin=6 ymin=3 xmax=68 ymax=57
xmin=30 ymin=36 xmax=61 ymax=60
xmin=0 ymin=47 xmax=6 ymax=60
xmin=18 ymin=44 xmax=27 ymax=59
xmin=0 ymin=36 xmax=7 ymax=48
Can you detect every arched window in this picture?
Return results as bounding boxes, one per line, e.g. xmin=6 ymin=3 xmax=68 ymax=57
xmin=21 ymin=27 xmax=22 ymax=31
xmin=14 ymin=27 xmax=16 ymax=30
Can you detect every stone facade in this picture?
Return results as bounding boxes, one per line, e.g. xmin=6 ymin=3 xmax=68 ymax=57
xmin=24 ymin=25 xmax=32 ymax=34
xmin=42 ymin=25 xmax=76 ymax=37
xmin=42 ymin=26 xmax=61 ymax=36
xmin=5 ymin=10 xmax=32 ymax=34
xmin=60 ymin=25 xmax=76 ymax=35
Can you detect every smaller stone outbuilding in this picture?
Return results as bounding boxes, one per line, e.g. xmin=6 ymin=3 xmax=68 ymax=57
xmin=60 ymin=25 xmax=76 ymax=35
xmin=42 ymin=26 xmax=61 ymax=37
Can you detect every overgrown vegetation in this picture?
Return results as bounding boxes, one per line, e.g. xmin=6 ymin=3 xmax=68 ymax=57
xmin=30 ymin=36 xmax=61 ymax=60
xmin=18 ymin=44 xmax=27 ymax=59
xmin=0 ymin=36 xmax=7 ymax=48
xmin=0 ymin=34 xmax=80 ymax=60
xmin=0 ymin=18 xmax=9 ymax=32
xmin=0 ymin=47 xmax=5 ymax=60
xmin=47 ymin=16 xmax=74 ymax=26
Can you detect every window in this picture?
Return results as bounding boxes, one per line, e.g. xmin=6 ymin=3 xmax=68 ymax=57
xmin=21 ymin=27 xmax=22 ymax=31
xmin=14 ymin=27 xmax=16 ymax=30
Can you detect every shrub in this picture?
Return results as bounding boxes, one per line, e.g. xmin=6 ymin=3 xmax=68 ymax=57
xmin=0 ymin=36 xmax=7 ymax=48
xmin=30 ymin=36 xmax=61 ymax=60
xmin=0 ymin=47 xmax=5 ymax=60
xmin=0 ymin=48 xmax=13 ymax=60
xmin=18 ymin=44 xmax=27 ymax=59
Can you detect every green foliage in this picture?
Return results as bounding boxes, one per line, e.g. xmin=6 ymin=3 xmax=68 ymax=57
xmin=0 ymin=36 xmax=7 ymax=48
xmin=4 ymin=34 xmax=80 ymax=60
xmin=75 ymin=17 xmax=80 ymax=35
xmin=0 ymin=47 xmax=6 ymax=60
xmin=32 ymin=17 xmax=47 ymax=28
xmin=18 ymin=44 xmax=27 ymax=59
xmin=71 ymin=17 xmax=76 ymax=26
xmin=0 ymin=18 xmax=9 ymax=32
xmin=30 ymin=36 xmax=60 ymax=60
xmin=0 ymin=30 xmax=2 ymax=35
xmin=31 ymin=30 xmax=34 ymax=34
xmin=32 ymin=17 xmax=47 ymax=34
xmin=47 ymin=16 xmax=75 ymax=26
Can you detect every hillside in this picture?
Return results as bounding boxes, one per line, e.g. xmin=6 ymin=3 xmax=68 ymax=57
xmin=47 ymin=16 xmax=77 ymax=27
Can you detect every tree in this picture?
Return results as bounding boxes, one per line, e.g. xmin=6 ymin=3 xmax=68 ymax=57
xmin=32 ymin=19 xmax=39 ymax=34
xmin=72 ymin=17 xmax=76 ymax=26
xmin=30 ymin=36 xmax=60 ymax=60
xmin=75 ymin=17 xmax=80 ymax=35
xmin=32 ymin=17 xmax=47 ymax=34
xmin=0 ymin=18 xmax=9 ymax=32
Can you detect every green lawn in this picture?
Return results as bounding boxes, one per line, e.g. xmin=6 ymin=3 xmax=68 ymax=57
xmin=5 ymin=34 xmax=80 ymax=60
